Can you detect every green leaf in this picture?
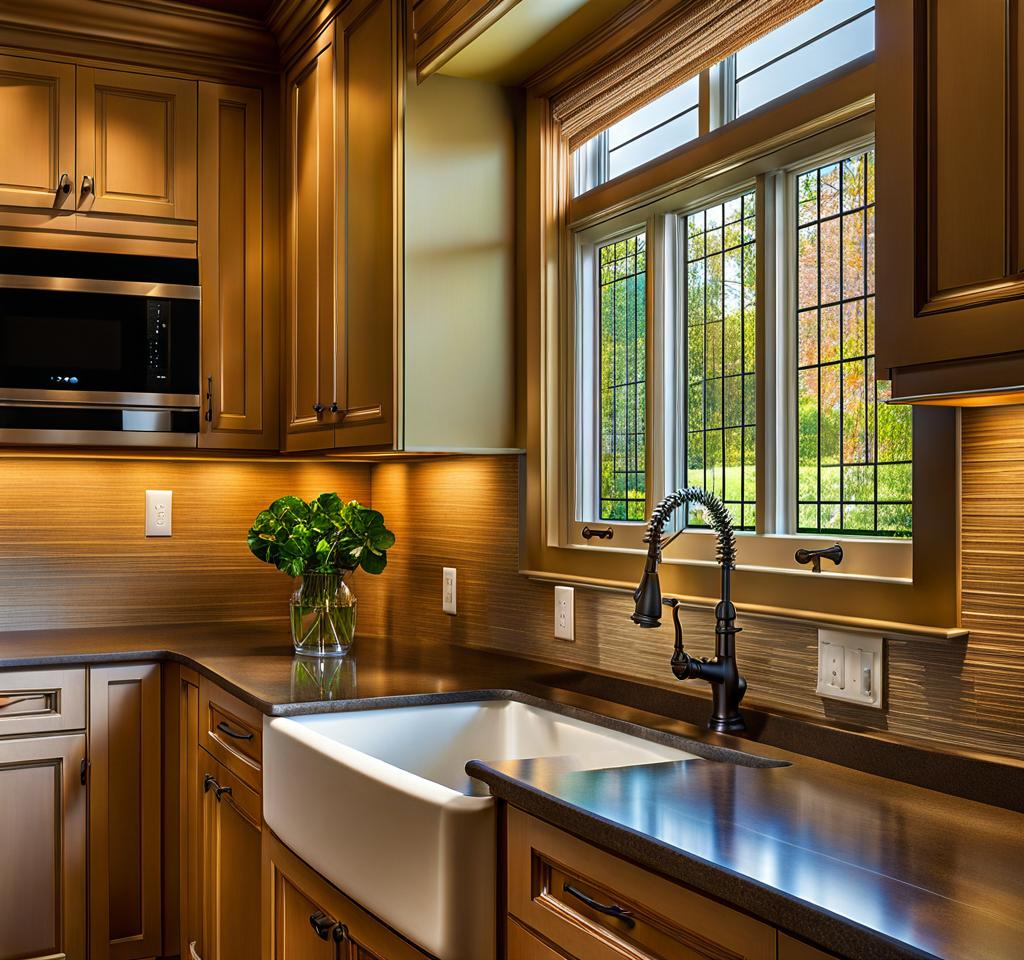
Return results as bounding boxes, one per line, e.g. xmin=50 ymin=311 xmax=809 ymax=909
xmin=360 ymin=550 xmax=387 ymax=575
xmin=368 ymin=526 xmax=395 ymax=551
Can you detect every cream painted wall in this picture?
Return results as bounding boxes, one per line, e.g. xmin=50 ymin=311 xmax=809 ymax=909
xmin=403 ymin=73 xmax=517 ymax=451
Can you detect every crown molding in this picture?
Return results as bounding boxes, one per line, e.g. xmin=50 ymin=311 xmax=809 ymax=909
xmin=0 ymin=0 xmax=279 ymax=74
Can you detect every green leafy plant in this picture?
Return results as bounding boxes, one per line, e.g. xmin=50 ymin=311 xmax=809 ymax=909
xmin=247 ymin=493 xmax=395 ymax=578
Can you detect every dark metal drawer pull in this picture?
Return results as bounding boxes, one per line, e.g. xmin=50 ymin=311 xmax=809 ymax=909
xmin=216 ymin=720 xmax=254 ymax=741
xmin=202 ymin=774 xmax=232 ymax=801
xmin=563 ymin=882 xmax=636 ymax=928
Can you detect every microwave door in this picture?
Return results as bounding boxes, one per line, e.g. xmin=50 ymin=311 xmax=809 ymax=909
xmin=0 ymin=286 xmax=199 ymax=407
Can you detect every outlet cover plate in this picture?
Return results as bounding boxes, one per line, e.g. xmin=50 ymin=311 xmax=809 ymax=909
xmin=554 ymin=585 xmax=574 ymax=641
xmin=816 ymin=627 xmax=884 ymax=708
xmin=145 ymin=490 xmax=172 ymax=537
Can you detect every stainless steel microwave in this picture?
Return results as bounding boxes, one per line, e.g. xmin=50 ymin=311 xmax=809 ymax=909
xmin=0 ymin=248 xmax=201 ymax=447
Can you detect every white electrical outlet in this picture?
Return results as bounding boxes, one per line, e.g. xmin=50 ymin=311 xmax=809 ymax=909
xmin=554 ymin=585 xmax=574 ymax=641
xmin=145 ymin=490 xmax=172 ymax=537
xmin=816 ymin=628 xmax=884 ymax=707
xmin=442 ymin=567 xmax=457 ymax=615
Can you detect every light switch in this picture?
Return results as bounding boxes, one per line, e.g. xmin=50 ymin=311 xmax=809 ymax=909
xmin=816 ymin=628 xmax=884 ymax=708
xmin=442 ymin=567 xmax=456 ymax=615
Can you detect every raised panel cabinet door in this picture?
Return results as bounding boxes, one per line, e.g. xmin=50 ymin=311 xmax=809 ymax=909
xmin=199 ymin=755 xmax=262 ymax=960
xmin=198 ymin=81 xmax=278 ymax=450
xmin=876 ymin=0 xmax=1024 ymax=387
xmin=263 ymin=830 xmax=430 ymax=960
xmin=284 ymin=25 xmax=337 ymax=449
xmin=0 ymin=53 xmax=76 ymax=213
xmin=0 ymin=733 xmax=86 ymax=960
xmin=76 ymin=67 xmax=197 ymax=223
xmin=334 ymin=0 xmax=399 ymax=448
xmin=88 ymin=663 xmax=163 ymax=960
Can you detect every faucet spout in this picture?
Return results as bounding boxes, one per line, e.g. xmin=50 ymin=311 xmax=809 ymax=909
xmin=631 ymin=487 xmax=747 ymax=733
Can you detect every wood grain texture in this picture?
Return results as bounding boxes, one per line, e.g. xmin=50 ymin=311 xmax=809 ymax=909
xmin=0 ymin=456 xmax=370 ymax=631
xmin=366 ymin=453 xmax=1024 ymax=761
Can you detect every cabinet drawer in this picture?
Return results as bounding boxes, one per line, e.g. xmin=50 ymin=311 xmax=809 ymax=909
xmin=507 ymin=809 xmax=775 ymax=960
xmin=199 ymin=676 xmax=262 ymax=792
xmin=508 ymin=916 xmax=572 ymax=960
xmin=0 ymin=667 xmax=86 ymax=737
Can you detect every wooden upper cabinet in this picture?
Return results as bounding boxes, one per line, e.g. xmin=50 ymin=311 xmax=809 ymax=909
xmin=198 ymin=81 xmax=278 ymax=450
xmin=285 ymin=24 xmax=337 ymax=449
xmin=0 ymin=733 xmax=86 ymax=960
xmin=876 ymin=0 xmax=1024 ymax=401
xmin=0 ymin=53 xmax=76 ymax=213
xmin=410 ymin=0 xmax=521 ymax=80
xmin=333 ymin=0 xmax=399 ymax=448
xmin=76 ymin=67 xmax=197 ymax=224
xmin=88 ymin=663 xmax=163 ymax=960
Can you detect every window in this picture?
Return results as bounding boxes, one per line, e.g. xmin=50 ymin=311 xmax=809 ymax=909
xmin=794 ymin=149 xmax=912 ymax=537
xmin=573 ymin=137 xmax=912 ymax=556
xmin=598 ymin=233 xmax=647 ymax=521
xmin=572 ymin=0 xmax=875 ymax=197
xmin=731 ymin=0 xmax=875 ymax=118
xmin=684 ymin=192 xmax=758 ymax=530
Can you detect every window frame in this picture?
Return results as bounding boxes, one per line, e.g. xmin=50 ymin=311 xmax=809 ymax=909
xmin=525 ymin=53 xmax=961 ymax=630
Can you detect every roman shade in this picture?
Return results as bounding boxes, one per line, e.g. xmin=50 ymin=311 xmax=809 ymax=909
xmin=552 ymin=0 xmax=823 ymax=150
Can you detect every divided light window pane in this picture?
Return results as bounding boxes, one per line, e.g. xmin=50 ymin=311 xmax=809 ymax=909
xmin=735 ymin=0 xmax=874 ymax=117
xmin=796 ymin=147 xmax=912 ymax=537
xmin=573 ymin=77 xmax=699 ymax=197
xmin=599 ymin=234 xmax=647 ymax=521
xmin=684 ymin=192 xmax=757 ymax=531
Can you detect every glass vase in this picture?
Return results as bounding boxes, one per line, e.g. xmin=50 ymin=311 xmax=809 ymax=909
xmin=289 ymin=572 xmax=357 ymax=657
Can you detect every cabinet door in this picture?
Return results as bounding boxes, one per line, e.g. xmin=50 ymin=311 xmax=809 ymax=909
xmin=0 ymin=53 xmax=76 ymax=213
xmin=284 ymin=25 xmax=337 ymax=449
xmin=76 ymin=67 xmax=197 ymax=223
xmin=88 ymin=663 xmax=163 ymax=960
xmin=199 ymin=755 xmax=262 ymax=960
xmin=198 ymin=81 xmax=278 ymax=449
xmin=264 ymin=830 xmax=429 ymax=960
xmin=0 ymin=733 xmax=86 ymax=960
xmin=178 ymin=668 xmax=204 ymax=960
xmin=876 ymin=0 xmax=1024 ymax=393
xmin=333 ymin=0 xmax=398 ymax=448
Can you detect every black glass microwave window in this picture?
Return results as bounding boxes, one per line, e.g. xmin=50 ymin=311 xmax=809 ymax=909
xmin=0 ymin=289 xmax=198 ymax=396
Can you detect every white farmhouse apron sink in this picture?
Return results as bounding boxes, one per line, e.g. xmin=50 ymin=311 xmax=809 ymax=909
xmin=263 ymin=698 xmax=700 ymax=960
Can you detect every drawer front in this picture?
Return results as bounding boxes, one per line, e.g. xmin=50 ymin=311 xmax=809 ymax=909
xmin=507 ymin=809 xmax=775 ymax=960
xmin=0 ymin=667 xmax=86 ymax=737
xmin=199 ymin=676 xmax=262 ymax=792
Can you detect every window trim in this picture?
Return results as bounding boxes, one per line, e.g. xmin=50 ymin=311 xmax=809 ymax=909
xmin=523 ymin=56 xmax=961 ymax=629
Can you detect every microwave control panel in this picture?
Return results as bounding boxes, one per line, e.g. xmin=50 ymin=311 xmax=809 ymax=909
xmin=146 ymin=299 xmax=171 ymax=389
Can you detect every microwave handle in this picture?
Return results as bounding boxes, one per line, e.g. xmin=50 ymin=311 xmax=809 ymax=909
xmin=205 ymin=376 xmax=213 ymax=423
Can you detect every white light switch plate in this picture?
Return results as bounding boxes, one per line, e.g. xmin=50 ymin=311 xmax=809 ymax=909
xmin=145 ymin=490 xmax=172 ymax=537
xmin=442 ymin=567 xmax=457 ymax=615
xmin=554 ymin=585 xmax=574 ymax=641
xmin=816 ymin=628 xmax=884 ymax=708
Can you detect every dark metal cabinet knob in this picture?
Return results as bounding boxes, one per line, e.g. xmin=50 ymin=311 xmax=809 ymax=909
xmin=80 ymin=174 xmax=94 ymax=196
xmin=313 ymin=402 xmax=324 ymax=415
xmin=57 ymin=172 xmax=71 ymax=197
xmin=329 ymin=402 xmax=340 ymax=414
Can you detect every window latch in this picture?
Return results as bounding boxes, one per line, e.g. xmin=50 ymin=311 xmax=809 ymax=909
xmin=795 ymin=543 xmax=843 ymax=573
xmin=582 ymin=525 xmax=614 ymax=541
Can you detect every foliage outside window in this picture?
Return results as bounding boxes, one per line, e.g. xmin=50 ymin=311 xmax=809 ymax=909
xmin=684 ymin=192 xmax=758 ymax=530
xmin=795 ymin=148 xmax=911 ymax=536
xmin=598 ymin=234 xmax=647 ymax=521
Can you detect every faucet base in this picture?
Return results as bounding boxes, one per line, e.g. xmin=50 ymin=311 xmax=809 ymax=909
xmin=708 ymin=714 xmax=746 ymax=734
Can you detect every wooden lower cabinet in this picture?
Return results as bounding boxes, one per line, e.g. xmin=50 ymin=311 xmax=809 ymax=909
xmin=196 ymin=751 xmax=263 ymax=960
xmin=506 ymin=809 xmax=775 ymax=960
xmin=88 ymin=663 xmax=163 ymax=960
xmin=263 ymin=830 xmax=429 ymax=960
xmin=0 ymin=732 xmax=87 ymax=960
xmin=778 ymin=934 xmax=839 ymax=960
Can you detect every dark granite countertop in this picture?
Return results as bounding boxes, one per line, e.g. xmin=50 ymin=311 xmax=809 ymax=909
xmin=1 ymin=619 xmax=1022 ymax=960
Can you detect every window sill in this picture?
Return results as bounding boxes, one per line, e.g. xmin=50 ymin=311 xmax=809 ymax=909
xmin=520 ymin=567 xmax=967 ymax=641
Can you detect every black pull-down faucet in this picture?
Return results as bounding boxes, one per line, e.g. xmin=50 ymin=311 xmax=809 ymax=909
xmin=631 ymin=486 xmax=747 ymax=733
